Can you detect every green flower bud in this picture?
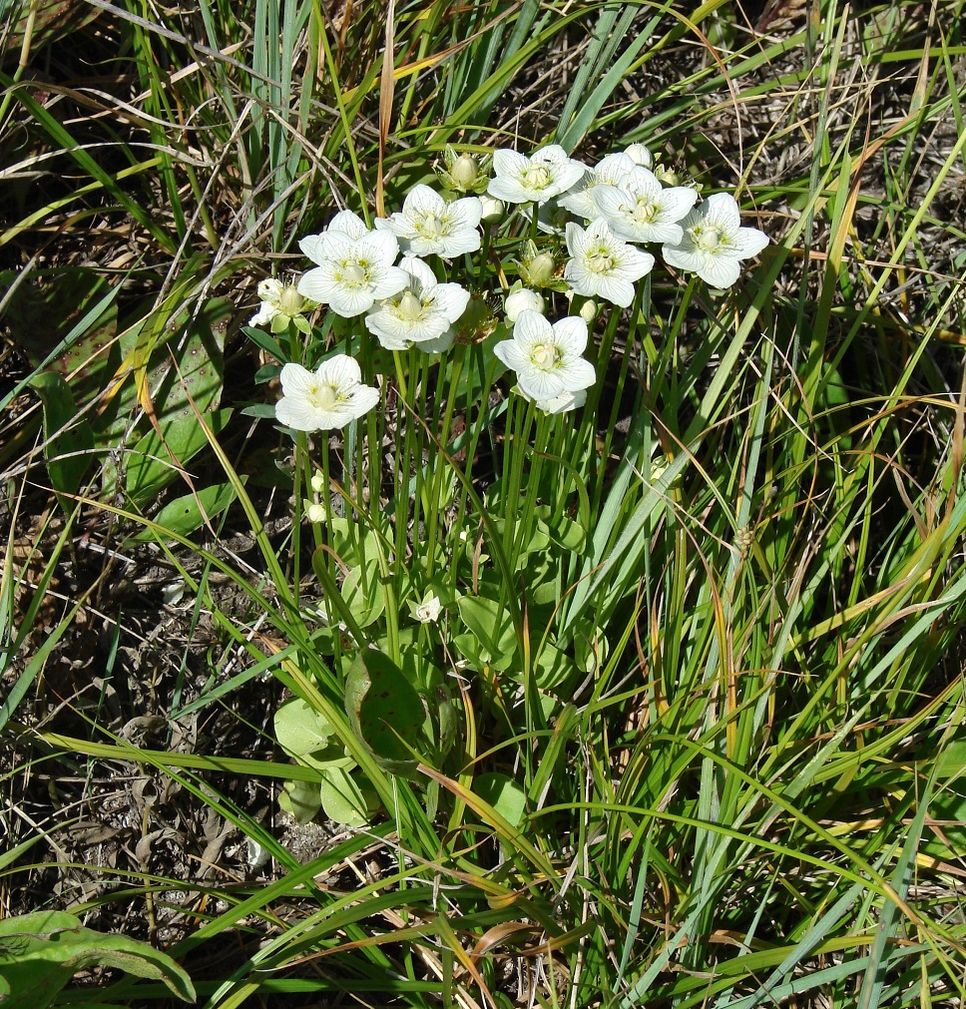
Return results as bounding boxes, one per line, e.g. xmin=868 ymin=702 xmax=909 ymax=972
xmin=519 ymin=244 xmax=557 ymax=289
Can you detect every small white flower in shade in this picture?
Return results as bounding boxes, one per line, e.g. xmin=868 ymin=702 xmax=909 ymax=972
xmin=364 ymin=256 xmax=469 ymax=352
xmin=305 ymin=501 xmax=327 ymax=523
xmin=487 ymin=145 xmax=585 ymax=205
xmin=564 ymin=218 xmax=654 ymax=308
xmin=592 ymin=167 xmax=698 ymax=245
xmin=275 ymin=355 xmax=380 ymax=432
xmin=519 ymin=387 xmax=587 ymax=415
xmin=382 ymin=185 xmax=482 ymax=258
xmin=624 ymin=143 xmax=653 ymax=168
xmin=249 ymin=278 xmax=285 ymax=327
xmin=504 ymin=287 xmax=545 ymax=322
xmin=411 ymin=592 xmax=443 ymax=624
xmin=559 ymin=152 xmax=636 ymax=220
xmin=493 ymin=311 xmax=596 ymax=401
xmin=662 ymin=193 xmax=769 ymax=288
xmin=297 ymin=223 xmax=408 ymax=318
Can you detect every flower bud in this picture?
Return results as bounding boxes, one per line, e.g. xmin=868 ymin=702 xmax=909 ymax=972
xmin=305 ymin=502 xmax=327 ymax=523
xmin=625 ymin=143 xmax=653 ymax=167
xmin=310 ymin=471 xmax=326 ymax=494
xmin=278 ymin=285 xmax=307 ymax=317
xmin=480 ymin=195 xmax=504 ymax=223
xmin=504 ymin=287 xmax=545 ymax=322
xmin=520 ymin=249 xmax=557 ymax=289
xmin=653 ymin=163 xmax=681 ymax=186
xmin=579 ymin=299 xmax=598 ymax=323
xmin=450 ymin=154 xmax=480 ymax=191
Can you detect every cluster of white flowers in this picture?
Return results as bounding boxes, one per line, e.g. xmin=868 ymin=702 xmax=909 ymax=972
xmin=260 ymin=141 xmax=769 ymax=432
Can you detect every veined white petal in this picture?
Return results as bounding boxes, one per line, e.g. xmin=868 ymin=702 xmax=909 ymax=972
xmin=512 ymin=310 xmax=552 ymax=350
xmin=661 ymin=244 xmax=704 ymax=272
xmin=404 ymin=184 xmax=445 ymax=216
xmin=276 ymin=397 xmax=324 ymax=431
xmin=317 ymin=353 xmax=363 ymax=389
xmin=594 ymin=273 xmax=636 ymax=307
xmin=370 ymin=265 xmax=410 ymax=300
xmin=439 ymin=230 xmax=481 ymax=257
xmin=346 ymin=385 xmax=380 ymax=419
xmin=487 ymin=176 xmax=530 ymax=204
xmin=516 ymin=367 xmax=565 ymax=401
xmin=556 ymin=356 xmax=596 ymax=393
xmin=492 ymin=148 xmax=528 ymax=178
xmin=279 ymin=363 xmax=316 ymax=395
xmin=529 ymin=388 xmax=587 ymax=414
xmin=432 ymin=283 xmax=471 ymax=323
xmin=450 ymin=196 xmax=483 ymax=230
xmin=328 ymin=209 xmax=370 ymax=240
xmin=494 ymin=339 xmax=531 ymax=373
xmin=418 ymin=331 xmax=455 ymax=354
xmin=618 ymin=246 xmax=655 ymax=281
xmin=551 ymin=316 xmax=588 ymax=357
xmin=658 ymin=186 xmax=698 ymax=222
xmin=329 ymin=287 xmax=375 ymax=317
xmin=698 ymin=255 xmax=741 ymax=288
xmin=358 ymin=229 xmax=400 ymax=265
xmin=702 ymin=192 xmax=742 ymax=231
xmin=297 ymin=266 xmax=341 ymax=303
xmin=732 ymin=226 xmax=769 ymax=258
xmin=399 ymin=256 xmax=438 ymax=290
xmin=299 ymin=234 xmax=327 ymax=264
xmin=565 ymin=221 xmax=589 ymax=257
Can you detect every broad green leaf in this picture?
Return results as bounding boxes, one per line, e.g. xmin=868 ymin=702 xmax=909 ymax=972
xmin=278 ymin=779 xmax=322 ymax=824
xmin=28 ymin=371 xmax=95 ymax=503
xmin=319 ymin=766 xmax=369 ymax=827
xmin=0 ymin=910 xmax=194 ymax=1007
xmin=457 ymin=594 xmax=516 ymax=671
xmin=125 ymin=408 xmax=232 ymax=506
xmin=128 ymin=482 xmax=238 ymax=542
xmin=341 ymin=564 xmax=386 ymax=627
xmin=473 ymin=773 xmax=527 ymax=827
xmin=344 ymin=649 xmax=424 ymax=773
xmin=274 ymin=697 xmax=337 ymax=757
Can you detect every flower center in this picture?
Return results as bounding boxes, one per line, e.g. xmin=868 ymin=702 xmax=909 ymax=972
xmin=632 ymin=197 xmax=659 ymax=223
xmin=691 ymin=224 xmax=728 ymax=253
xmin=395 ymin=289 xmax=426 ymax=322
xmin=306 ymin=381 xmax=340 ymax=411
xmin=529 ymin=341 xmax=562 ymax=370
xmin=584 ymin=244 xmax=617 ymax=274
xmin=415 ymin=211 xmax=450 ymax=239
xmin=338 ymin=261 xmax=370 ymax=288
xmin=520 ymin=165 xmax=552 ymax=191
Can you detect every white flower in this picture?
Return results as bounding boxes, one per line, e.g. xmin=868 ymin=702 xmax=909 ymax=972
xmin=519 ymin=387 xmax=587 ymax=415
xmin=275 ymin=355 xmax=380 ymax=432
xmin=624 ymin=143 xmax=653 ymax=167
xmin=504 ymin=287 xmax=545 ymax=322
xmin=564 ymin=219 xmax=654 ymax=308
xmin=494 ymin=311 xmax=596 ymax=401
xmin=364 ymin=256 xmax=469 ymax=352
xmin=662 ymin=193 xmax=769 ymax=288
xmin=297 ymin=217 xmax=408 ymax=318
xmin=412 ymin=592 xmax=443 ymax=624
xmin=382 ymin=185 xmax=482 ymax=258
xmin=592 ymin=167 xmax=697 ymax=245
xmin=249 ymin=278 xmax=314 ymax=330
xmin=558 ymin=152 xmax=636 ymax=220
xmin=250 ymin=279 xmax=284 ymax=327
xmin=487 ymin=145 xmax=585 ymax=205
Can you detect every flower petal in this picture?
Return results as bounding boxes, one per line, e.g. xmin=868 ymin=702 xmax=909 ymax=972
xmin=551 ymin=316 xmax=588 ymax=357
xmin=512 ymin=309 xmax=552 ymax=351
xmin=492 ymin=148 xmax=528 ymax=178
xmin=279 ymin=362 xmax=316 ymax=394
xmin=698 ymin=255 xmax=742 ymax=288
xmin=732 ymin=226 xmax=769 ymax=258
xmin=317 ymin=353 xmax=363 ymax=388
xmin=556 ymin=356 xmax=596 ymax=392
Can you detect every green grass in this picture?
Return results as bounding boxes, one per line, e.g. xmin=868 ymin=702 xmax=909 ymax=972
xmin=1 ymin=1 xmax=965 ymax=1007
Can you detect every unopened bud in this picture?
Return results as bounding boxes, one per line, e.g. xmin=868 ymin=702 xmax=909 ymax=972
xmin=480 ymin=195 xmax=504 ymax=223
xmin=625 ymin=143 xmax=653 ymax=168
xmin=450 ymin=154 xmax=480 ymax=191
xmin=579 ymin=299 xmax=598 ymax=323
xmin=278 ymin=285 xmax=306 ymax=316
xmin=520 ymin=250 xmax=557 ymax=289
xmin=305 ymin=502 xmax=327 ymax=523
xmin=310 ymin=471 xmax=325 ymax=494
xmin=504 ymin=287 xmax=545 ymax=322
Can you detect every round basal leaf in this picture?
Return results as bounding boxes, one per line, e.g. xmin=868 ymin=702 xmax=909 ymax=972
xmin=278 ymin=779 xmax=322 ymax=824
xmin=341 ymin=564 xmax=386 ymax=627
xmin=533 ymin=639 xmax=577 ymax=690
xmin=274 ymin=698 xmax=337 ymax=757
xmin=457 ymin=594 xmax=516 ymax=671
xmin=344 ymin=650 xmax=424 ymax=773
xmin=473 ymin=773 xmax=527 ymax=827
xmin=319 ymin=766 xmax=369 ymax=827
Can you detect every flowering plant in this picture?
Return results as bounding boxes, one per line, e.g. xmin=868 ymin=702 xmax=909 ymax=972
xmin=244 ymin=139 xmax=769 ymax=825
